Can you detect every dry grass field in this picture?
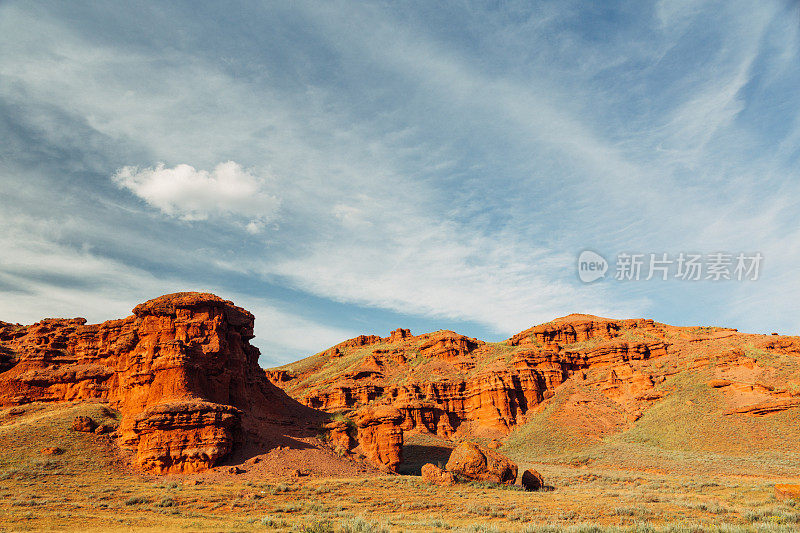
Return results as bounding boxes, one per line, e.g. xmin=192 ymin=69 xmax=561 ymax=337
xmin=1 ymin=402 xmax=799 ymax=532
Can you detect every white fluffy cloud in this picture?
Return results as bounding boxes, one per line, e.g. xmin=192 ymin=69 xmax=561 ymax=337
xmin=113 ymin=161 xmax=279 ymax=228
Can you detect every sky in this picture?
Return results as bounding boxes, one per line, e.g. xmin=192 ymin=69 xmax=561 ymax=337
xmin=1 ymin=1 xmax=799 ymax=366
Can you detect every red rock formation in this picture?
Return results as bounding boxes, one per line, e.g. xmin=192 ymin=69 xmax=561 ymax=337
xmin=417 ymin=331 xmax=483 ymax=360
xmin=262 ymin=315 xmax=800 ymax=469
xmin=355 ymin=405 xmax=403 ymax=472
xmin=130 ymin=401 xmax=241 ymax=473
xmin=507 ymin=316 xmax=660 ymax=349
xmin=0 ymin=293 xmax=346 ymax=474
xmin=725 ymin=398 xmax=800 ymax=416
xmin=445 ymin=441 xmax=517 ymax=484
xmin=388 ymin=328 xmax=412 ymax=343
xmin=277 ymin=318 xmax=679 ymax=444
xmin=323 ymin=419 xmax=354 ymax=452
xmin=421 ymin=463 xmax=455 ymax=486
xmin=323 ymin=334 xmax=382 ymax=358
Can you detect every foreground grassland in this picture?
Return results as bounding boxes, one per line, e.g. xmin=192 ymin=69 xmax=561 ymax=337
xmin=1 ymin=403 xmax=800 ymax=532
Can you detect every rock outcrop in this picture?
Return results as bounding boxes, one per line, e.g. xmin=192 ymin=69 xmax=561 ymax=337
xmin=6 ymin=296 xmax=798 ymax=475
xmin=421 ymin=463 xmax=455 ymax=486
xmin=355 ymin=406 xmax=403 ymax=472
xmin=445 ymin=441 xmax=517 ymax=484
xmin=272 ymin=314 xmax=800 ymax=467
xmin=273 ymin=317 xmax=676 ymax=442
xmin=521 ymin=469 xmax=545 ymax=491
xmin=71 ymin=416 xmax=97 ymax=432
xmin=0 ymin=293 xmax=396 ymax=473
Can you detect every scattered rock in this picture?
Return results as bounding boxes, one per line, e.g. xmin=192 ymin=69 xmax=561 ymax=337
xmin=41 ymin=447 xmax=64 ymax=456
xmin=71 ymin=416 xmax=97 ymax=432
xmin=445 ymin=441 xmax=517 ymax=484
xmin=94 ymin=424 xmax=112 ymax=434
xmin=227 ymin=466 xmax=245 ymax=474
xmin=291 ymin=468 xmax=310 ymax=478
xmin=487 ymin=439 xmax=501 ymax=449
xmin=775 ymin=484 xmax=800 ymax=500
xmin=421 ymin=463 xmax=455 ymax=486
xmin=521 ymin=469 xmax=544 ymax=491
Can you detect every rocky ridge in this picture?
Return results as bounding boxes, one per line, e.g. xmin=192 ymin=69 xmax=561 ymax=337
xmin=273 ymin=314 xmax=800 ymax=460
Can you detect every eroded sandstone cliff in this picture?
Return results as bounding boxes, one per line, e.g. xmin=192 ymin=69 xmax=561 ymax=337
xmin=0 ymin=293 xmax=381 ymax=473
xmin=272 ymin=314 xmax=800 ymax=456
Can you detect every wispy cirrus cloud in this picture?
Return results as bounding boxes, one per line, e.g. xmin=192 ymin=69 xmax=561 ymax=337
xmin=1 ymin=0 xmax=799 ymax=366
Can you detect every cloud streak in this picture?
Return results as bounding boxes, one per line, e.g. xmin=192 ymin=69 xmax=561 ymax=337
xmin=1 ymin=0 xmax=799 ymax=366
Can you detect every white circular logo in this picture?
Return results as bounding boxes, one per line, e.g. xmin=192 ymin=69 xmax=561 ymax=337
xmin=577 ymin=250 xmax=608 ymax=283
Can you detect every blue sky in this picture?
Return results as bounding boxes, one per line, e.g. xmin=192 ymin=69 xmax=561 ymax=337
xmin=1 ymin=1 xmax=799 ymax=366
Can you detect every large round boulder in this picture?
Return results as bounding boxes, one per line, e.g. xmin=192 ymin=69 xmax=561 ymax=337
xmin=71 ymin=416 xmax=97 ymax=432
xmin=445 ymin=441 xmax=517 ymax=484
xmin=521 ymin=469 xmax=545 ymax=491
xmin=421 ymin=463 xmax=455 ymax=486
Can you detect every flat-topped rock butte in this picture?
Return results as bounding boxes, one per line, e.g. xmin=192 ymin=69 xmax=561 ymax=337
xmin=0 ymin=293 xmax=393 ymax=474
xmin=1 ymin=292 xmax=799 ymax=477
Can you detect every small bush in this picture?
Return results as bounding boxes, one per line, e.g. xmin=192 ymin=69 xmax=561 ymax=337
xmin=267 ymin=482 xmax=295 ymax=495
xmin=466 ymin=480 xmax=524 ymax=491
xmin=275 ymin=503 xmax=301 ymax=513
xmin=125 ymin=496 xmax=150 ymax=505
xmin=157 ymin=497 xmax=176 ymax=507
xmin=614 ymin=506 xmax=653 ymax=519
xmin=293 ymin=518 xmax=334 ymax=533
xmin=261 ymin=516 xmax=288 ymax=527
xmin=340 ymin=516 xmax=389 ymax=533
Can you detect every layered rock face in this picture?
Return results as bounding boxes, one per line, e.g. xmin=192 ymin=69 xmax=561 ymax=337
xmin=273 ymin=320 xmax=672 ymax=441
xmin=0 ymin=293 xmax=329 ymax=473
xmin=272 ymin=314 xmax=800 ymax=458
xmin=354 ymin=406 xmax=404 ymax=471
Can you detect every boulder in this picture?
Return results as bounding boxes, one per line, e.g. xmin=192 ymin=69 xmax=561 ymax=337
xmin=521 ymin=469 xmax=544 ymax=491
xmin=421 ymin=463 xmax=455 ymax=486
xmin=41 ymin=447 xmax=63 ymax=456
xmin=445 ymin=441 xmax=517 ymax=484
xmin=71 ymin=416 xmax=97 ymax=432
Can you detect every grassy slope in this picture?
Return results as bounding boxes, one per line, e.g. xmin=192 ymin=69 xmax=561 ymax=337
xmin=1 ymin=402 xmax=800 ymax=530
xmin=504 ymin=360 xmax=800 ymax=478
